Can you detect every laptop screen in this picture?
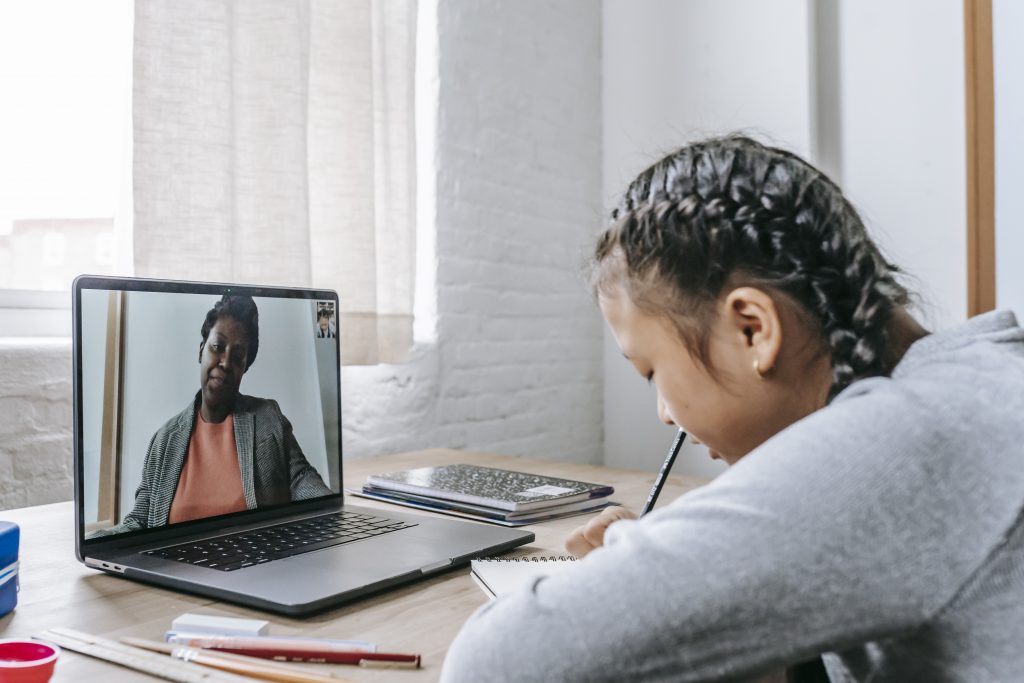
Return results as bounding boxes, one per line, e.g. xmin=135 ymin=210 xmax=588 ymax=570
xmin=74 ymin=277 xmax=342 ymax=542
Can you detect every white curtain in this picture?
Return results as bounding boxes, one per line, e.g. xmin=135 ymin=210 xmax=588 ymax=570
xmin=132 ymin=0 xmax=417 ymax=365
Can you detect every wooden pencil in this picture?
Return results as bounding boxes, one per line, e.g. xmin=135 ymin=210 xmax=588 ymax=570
xmin=121 ymin=637 xmax=357 ymax=683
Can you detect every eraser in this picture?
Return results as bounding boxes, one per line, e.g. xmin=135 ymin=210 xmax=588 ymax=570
xmin=170 ymin=613 xmax=269 ymax=637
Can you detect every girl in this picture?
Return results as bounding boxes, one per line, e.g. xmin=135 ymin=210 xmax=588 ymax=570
xmin=441 ymin=136 xmax=1024 ymax=682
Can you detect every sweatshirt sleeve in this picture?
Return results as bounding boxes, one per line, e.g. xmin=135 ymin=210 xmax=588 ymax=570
xmin=440 ymin=377 xmax=1023 ymax=682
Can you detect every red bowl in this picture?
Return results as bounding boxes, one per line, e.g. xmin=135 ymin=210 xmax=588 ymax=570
xmin=0 ymin=640 xmax=59 ymax=683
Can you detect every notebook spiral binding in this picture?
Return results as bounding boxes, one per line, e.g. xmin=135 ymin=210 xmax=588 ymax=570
xmin=477 ymin=555 xmax=576 ymax=562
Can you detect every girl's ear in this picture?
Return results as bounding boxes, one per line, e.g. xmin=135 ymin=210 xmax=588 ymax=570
xmin=721 ymin=287 xmax=782 ymax=377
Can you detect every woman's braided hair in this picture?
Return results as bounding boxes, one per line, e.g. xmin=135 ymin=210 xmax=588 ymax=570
xmin=592 ymin=135 xmax=911 ymax=400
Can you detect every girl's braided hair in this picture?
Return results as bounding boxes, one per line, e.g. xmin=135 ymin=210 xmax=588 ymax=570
xmin=592 ymin=135 xmax=911 ymax=400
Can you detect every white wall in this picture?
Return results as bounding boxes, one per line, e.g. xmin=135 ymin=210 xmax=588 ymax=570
xmin=994 ymin=0 xmax=1024 ymax=317
xmin=834 ymin=0 xmax=966 ymax=329
xmin=429 ymin=0 xmax=604 ymax=460
xmin=602 ymin=0 xmax=812 ymax=478
xmin=0 ymin=339 xmax=72 ymax=510
xmin=323 ymin=0 xmax=606 ymax=470
xmin=601 ymin=0 xmax=969 ymax=479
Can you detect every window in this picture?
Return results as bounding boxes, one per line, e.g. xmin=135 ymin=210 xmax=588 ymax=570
xmin=2 ymin=0 xmax=417 ymax=363
xmin=130 ymin=1 xmax=418 ymax=364
xmin=0 ymin=1 xmax=133 ymax=335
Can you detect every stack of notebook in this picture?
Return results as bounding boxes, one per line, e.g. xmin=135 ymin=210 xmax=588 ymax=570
xmin=348 ymin=464 xmax=616 ymax=526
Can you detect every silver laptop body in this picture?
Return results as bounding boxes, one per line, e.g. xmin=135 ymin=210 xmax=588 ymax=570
xmin=72 ymin=275 xmax=533 ymax=616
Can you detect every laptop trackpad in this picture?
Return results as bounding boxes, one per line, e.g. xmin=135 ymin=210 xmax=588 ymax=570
xmin=235 ymin=534 xmax=450 ymax=605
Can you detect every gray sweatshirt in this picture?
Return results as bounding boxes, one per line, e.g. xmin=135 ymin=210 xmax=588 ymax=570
xmin=440 ymin=310 xmax=1024 ymax=682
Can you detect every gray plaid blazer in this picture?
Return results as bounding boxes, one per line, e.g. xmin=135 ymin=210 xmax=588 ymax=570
xmin=91 ymin=392 xmax=332 ymax=537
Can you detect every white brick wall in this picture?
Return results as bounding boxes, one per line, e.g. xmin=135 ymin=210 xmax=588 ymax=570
xmin=0 ymin=339 xmax=74 ymax=509
xmin=428 ymin=0 xmax=603 ymax=463
xmin=343 ymin=0 xmax=603 ymax=464
xmin=0 ymin=0 xmax=605 ymax=509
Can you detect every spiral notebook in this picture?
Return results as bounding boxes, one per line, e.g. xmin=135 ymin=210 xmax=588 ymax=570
xmin=366 ymin=464 xmax=614 ymax=512
xmin=470 ymin=555 xmax=578 ymax=600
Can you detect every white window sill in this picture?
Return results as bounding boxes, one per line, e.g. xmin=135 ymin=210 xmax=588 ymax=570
xmin=0 ymin=289 xmax=71 ymax=337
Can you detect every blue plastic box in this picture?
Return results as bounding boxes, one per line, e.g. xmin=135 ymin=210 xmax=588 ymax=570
xmin=0 ymin=521 xmax=19 ymax=618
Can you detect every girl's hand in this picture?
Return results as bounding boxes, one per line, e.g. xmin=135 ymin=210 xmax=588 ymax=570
xmin=564 ymin=505 xmax=637 ymax=558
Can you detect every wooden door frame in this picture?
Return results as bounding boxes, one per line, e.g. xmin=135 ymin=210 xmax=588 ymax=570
xmin=964 ymin=0 xmax=996 ymax=315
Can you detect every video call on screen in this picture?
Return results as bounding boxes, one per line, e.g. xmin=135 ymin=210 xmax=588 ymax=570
xmin=80 ymin=288 xmax=341 ymax=539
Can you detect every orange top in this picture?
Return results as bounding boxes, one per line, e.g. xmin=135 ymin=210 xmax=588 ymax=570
xmin=168 ymin=413 xmax=248 ymax=525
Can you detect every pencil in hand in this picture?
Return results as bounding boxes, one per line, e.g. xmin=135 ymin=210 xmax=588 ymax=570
xmin=641 ymin=429 xmax=687 ymax=516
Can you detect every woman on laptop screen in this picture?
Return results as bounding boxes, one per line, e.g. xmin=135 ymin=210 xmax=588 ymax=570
xmin=88 ymin=294 xmax=331 ymax=538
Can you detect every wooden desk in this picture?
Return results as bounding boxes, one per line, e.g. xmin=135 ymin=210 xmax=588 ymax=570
xmin=0 ymin=449 xmax=707 ymax=682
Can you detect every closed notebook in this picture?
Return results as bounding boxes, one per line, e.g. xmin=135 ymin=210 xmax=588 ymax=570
xmin=470 ymin=556 xmax=578 ymax=599
xmin=366 ymin=464 xmax=613 ymax=512
xmin=349 ymin=486 xmax=616 ymax=526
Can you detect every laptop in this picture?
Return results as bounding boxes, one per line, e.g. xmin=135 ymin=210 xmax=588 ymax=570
xmin=72 ymin=275 xmax=533 ymax=616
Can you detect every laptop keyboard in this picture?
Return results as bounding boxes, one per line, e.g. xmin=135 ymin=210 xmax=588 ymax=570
xmin=142 ymin=510 xmax=417 ymax=572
